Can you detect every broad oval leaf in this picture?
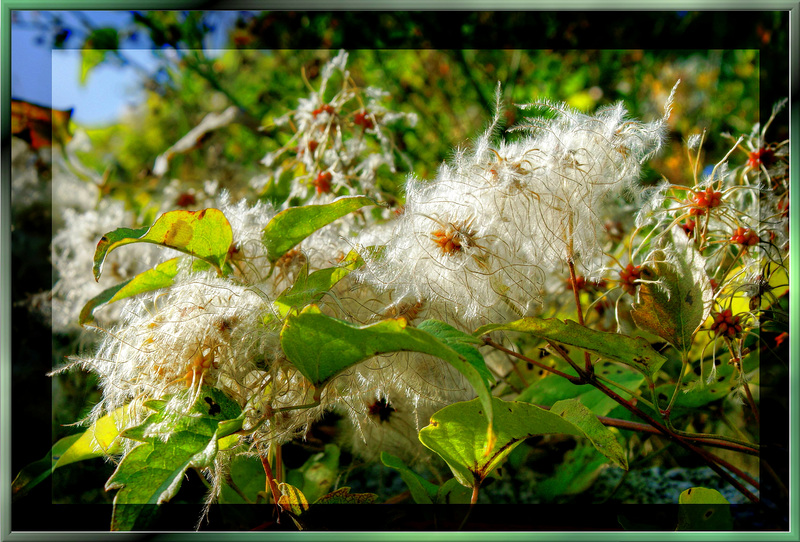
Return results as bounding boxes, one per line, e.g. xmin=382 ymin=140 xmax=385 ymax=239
xmin=631 ymin=228 xmax=713 ymax=353
xmin=107 ymin=387 xmax=242 ymax=531
xmin=93 ymin=208 xmax=233 ymax=281
xmin=80 ymin=258 xmax=211 ymax=324
xmin=474 ymin=317 xmax=667 ymax=377
xmin=262 ymin=196 xmax=376 ymax=264
xmin=418 ymin=397 xmax=626 ymax=489
xmin=280 ymin=305 xmax=495 ymax=436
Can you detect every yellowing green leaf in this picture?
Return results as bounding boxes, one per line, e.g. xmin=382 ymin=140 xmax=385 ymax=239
xmin=632 ymin=229 xmax=713 ymax=353
xmin=55 ymin=405 xmax=130 ymax=468
xmin=278 ymin=482 xmax=310 ymax=516
xmin=93 ymin=208 xmax=233 ymax=281
xmin=80 ymin=258 xmax=211 ymax=324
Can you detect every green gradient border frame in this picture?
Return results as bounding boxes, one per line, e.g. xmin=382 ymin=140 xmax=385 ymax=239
xmin=2 ymin=2 xmax=798 ymax=541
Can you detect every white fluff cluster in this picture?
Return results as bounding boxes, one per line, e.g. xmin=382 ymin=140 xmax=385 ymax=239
xmin=258 ymin=50 xmax=417 ymax=206
xmin=359 ymin=86 xmax=675 ymax=328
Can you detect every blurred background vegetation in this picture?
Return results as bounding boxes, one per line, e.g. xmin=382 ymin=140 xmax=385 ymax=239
xmin=10 ymin=9 xmax=789 ymax=530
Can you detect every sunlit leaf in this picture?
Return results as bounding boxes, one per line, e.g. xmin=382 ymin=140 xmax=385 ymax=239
xmin=418 ymin=397 xmax=626 ymax=490
xmin=262 ymin=196 xmax=376 ymax=264
xmin=93 ymin=208 xmax=233 ymax=281
xmin=475 ymin=317 xmax=667 ymax=377
xmin=80 ymin=258 xmax=211 ymax=324
xmin=55 ymin=405 xmax=130 ymax=467
xmin=285 ymin=444 xmax=340 ymax=504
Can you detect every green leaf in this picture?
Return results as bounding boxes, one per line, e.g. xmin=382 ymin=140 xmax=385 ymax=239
xmin=648 ymin=350 xmax=759 ymax=416
xmin=273 ymin=251 xmax=364 ymax=315
xmin=55 ymin=405 xmax=130 ymax=467
xmin=381 ymin=452 xmax=438 ymax=504
xmin=80 ymin=28 xmax=118 ymax=85
xmin=418 ymin=397 xmax=626 ymax=489
xmin=219 ymin=455 xmax=267 ymax=504
xmin=262 ymin=196 xmax=376 ymax=264
xmin=80 ymin=258 xmax=211 ymax=324
xmin=518 ymin=361 xmax=645 ymax=417
xmin=631 ymin=229 xmax=713 ymax=353
xmin=417 ymin=320 xmax=493 ymax=389
xmin=288 ymin=444 xmax=340 ymax=504
xmin=312 ymin=487 xmax=378 ymax=504
xmin=106 ymin=387 xmax=242 ymax=531
xmin=11 ymin=434 xmax=80 ymax=500
xmin=475 ymin=317 xmax=667 ymax=377
xmin=93 ymin=208 xmax=233 ymax=281
xmin=280 ymin=305 xmax=495 ymax=436
xmin=533 ymin=441 xmax=609 ymax=501
xmin=677 ymin=487 xmax=733 ymax=531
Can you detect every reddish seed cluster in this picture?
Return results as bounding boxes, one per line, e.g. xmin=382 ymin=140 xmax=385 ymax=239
xmin=680 ymin=218 xmax=696 ymax=236
xmin=306 ymin=140 xmax=319 ymax=154
xmin=747 ymin=147 xmax=775 ymax=169
xmin=432 ymin=228 xmax=463 ymax=255
xmin=314 ymin=171 xmax=333 ymax=195
xmin=566 ymin=276 xmax=607 ymax=292
xmin=710 ymin=309 xmax=743 ymax=339
xmin=354 ymin=110 xmax=374 ymax=130
xmin=731 ymin=226 xmax=759 ymax=247
xmin=619 ymin=263 xmax=642 ymax=295
xmin=690 ymin=186 xmax=722 ymax=216
xmin=312 ymin=104 xmax=335 ymax=118
xmin=709 ymin=278 xmax=719 ymax=292
xmin=175 ymin=192 xmax=197 ymax=208
xmin=567 ymin=275 xmax=587 ymax=291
